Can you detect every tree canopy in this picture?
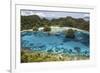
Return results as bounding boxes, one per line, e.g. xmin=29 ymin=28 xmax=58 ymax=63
xmin=21 ymin=15 xmax=89 ymax=31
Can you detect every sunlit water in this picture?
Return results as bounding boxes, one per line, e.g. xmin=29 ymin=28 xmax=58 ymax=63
xmin=21 ymin=31 xmax=89 ymax=56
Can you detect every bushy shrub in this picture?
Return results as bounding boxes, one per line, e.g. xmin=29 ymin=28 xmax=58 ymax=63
xmin=43 ymin=25 xmax=51 ymax=32
xmin=32 ymin=26 xmax=38 ymax=31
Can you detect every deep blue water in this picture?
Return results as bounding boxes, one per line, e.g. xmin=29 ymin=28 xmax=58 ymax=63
xmin=21 ymin=31 xmax=90 ymax=56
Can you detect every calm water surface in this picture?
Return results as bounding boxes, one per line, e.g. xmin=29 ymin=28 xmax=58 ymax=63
xmin=21 ymin=31 xmax=89 ymax=56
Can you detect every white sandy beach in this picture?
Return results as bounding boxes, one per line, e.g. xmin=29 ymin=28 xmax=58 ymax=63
xmin=21 ymin=26 xmax=89 ymax=34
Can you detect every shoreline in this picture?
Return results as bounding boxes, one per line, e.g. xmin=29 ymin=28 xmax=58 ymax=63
xmin=21 ymin=26 xmax=89 ymax=34
xmin=21 ymin=49 xmax=89 ymax=63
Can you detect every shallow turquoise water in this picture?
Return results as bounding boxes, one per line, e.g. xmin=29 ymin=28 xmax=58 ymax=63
xmin=21 ymin=31 xmax=89 ymax=56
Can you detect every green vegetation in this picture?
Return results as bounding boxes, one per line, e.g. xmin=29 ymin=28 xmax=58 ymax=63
xmin=21 ymin=14 xmax=89 ymax=62
xmin=32 ymin=26 xmax=38 ymax=31
xmin=43 ymin=25 xmax=51 ymax=32
xmin=21 ymin=49 xmax=89 ymax=63
xmin=21 ymin=15 xmax=89 ymax=31
xmin=64 ymin=29 xmax=75 ymax=38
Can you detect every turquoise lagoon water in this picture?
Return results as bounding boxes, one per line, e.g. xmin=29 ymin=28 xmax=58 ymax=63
xmin=21 ymin=31 xmax=89 ymax=56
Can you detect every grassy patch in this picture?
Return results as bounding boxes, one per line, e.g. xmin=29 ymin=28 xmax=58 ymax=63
xmin=21 ymin=49 xmax=89 ymax=63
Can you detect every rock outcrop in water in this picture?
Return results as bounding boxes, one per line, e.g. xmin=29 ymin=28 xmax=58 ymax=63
xmin=64 ymin=29 xmax=75 ymax=39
